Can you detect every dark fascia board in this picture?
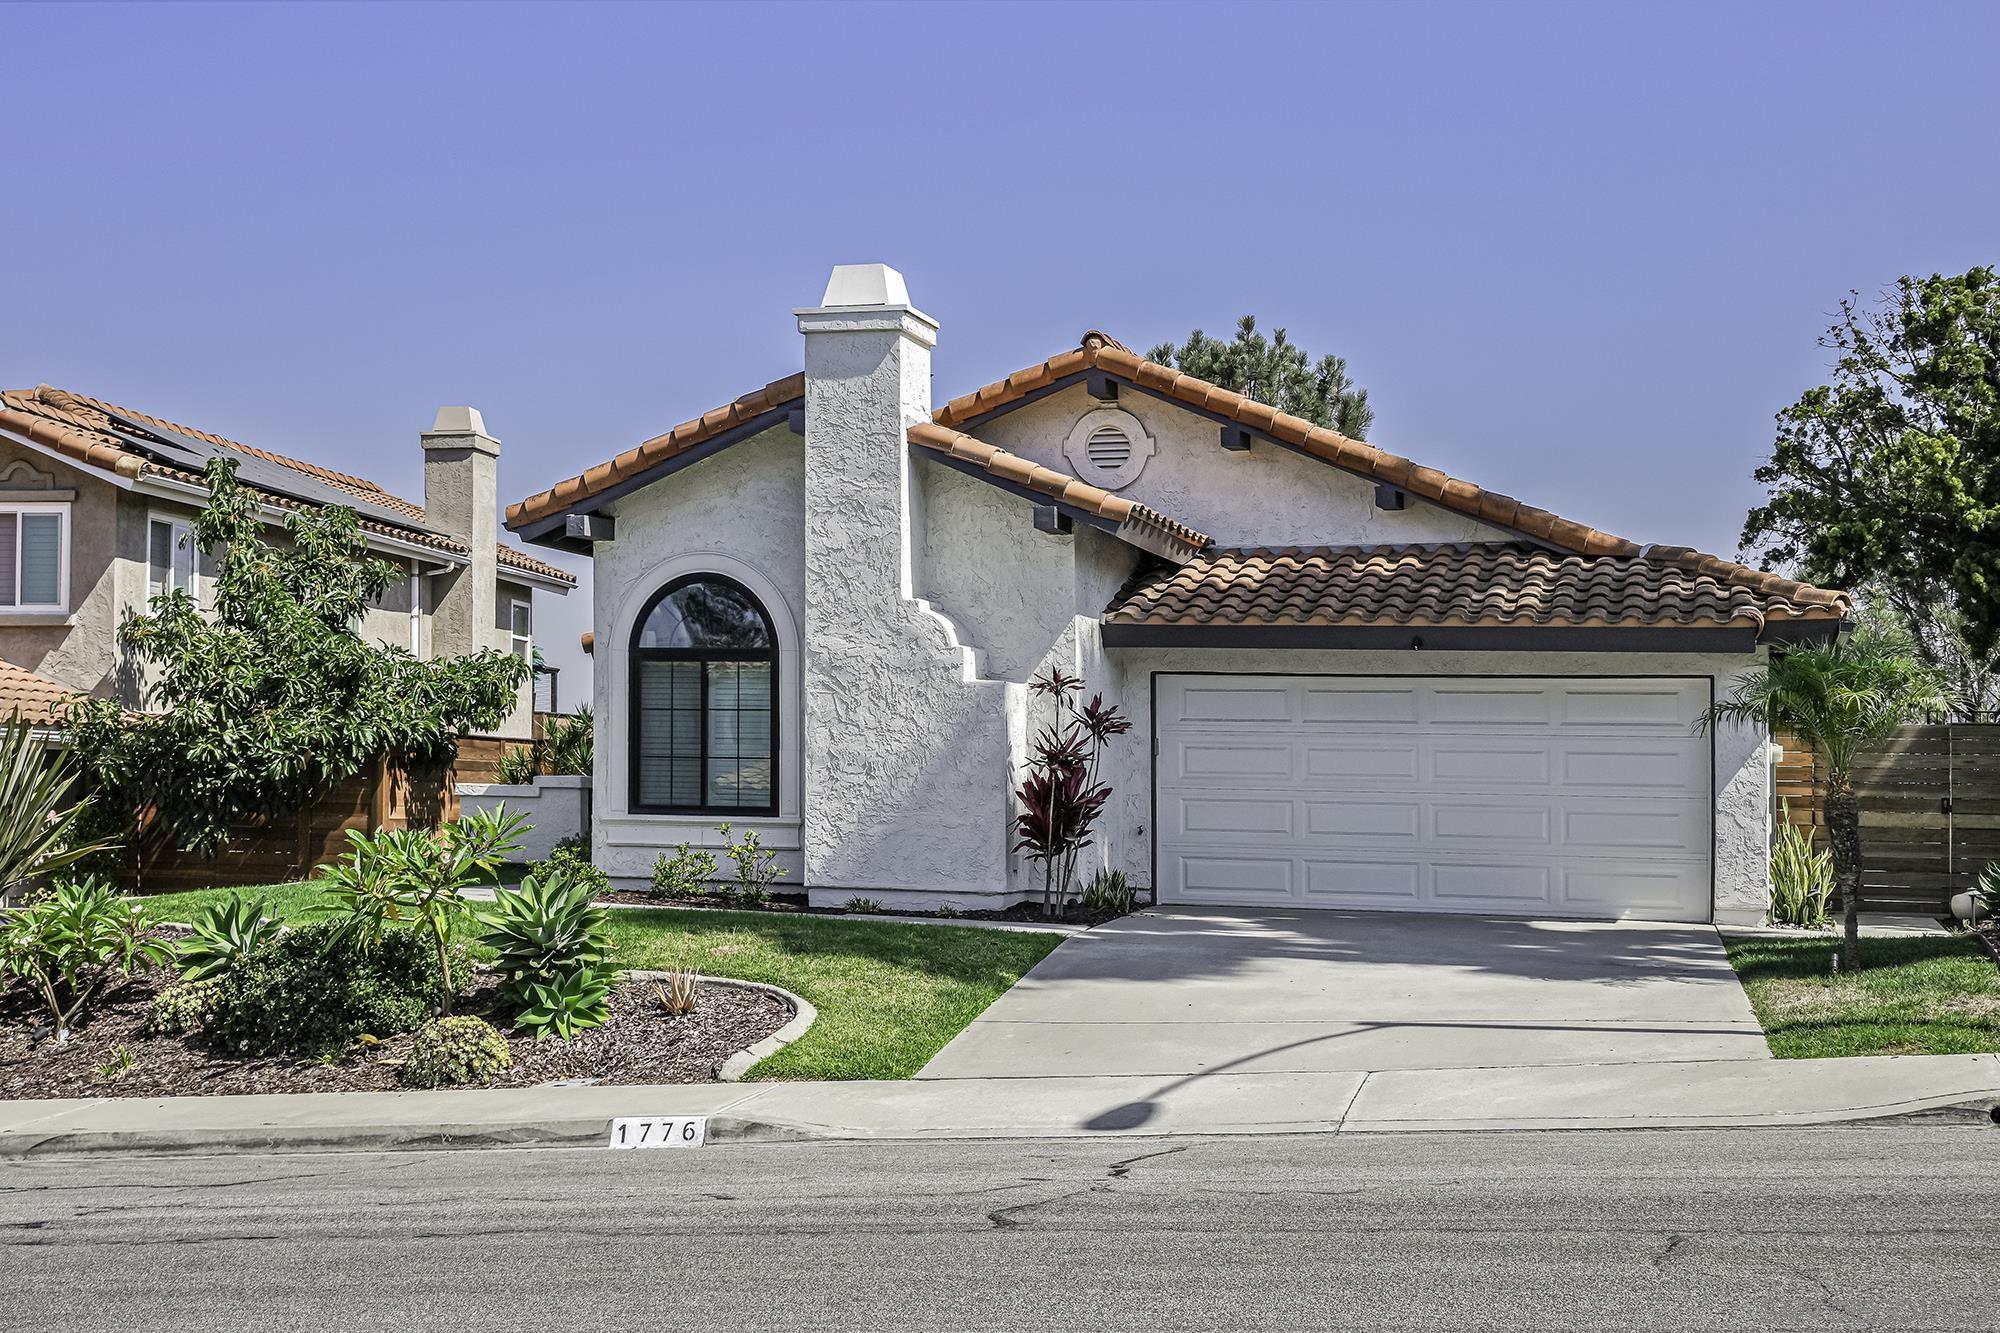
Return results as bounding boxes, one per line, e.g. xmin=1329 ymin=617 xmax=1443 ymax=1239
xmin=505 ymin=403 xmax=799 ymax=551
xmin=1100 ymin=622 xmax=1762 ymax=654
xmin=943 ymin=369 xmax=1570 ymax=553
xmin=1759 ymin=617 xmax=1849 ymax=647
xmin=920 ymin=448 xmax=1122 ymax=539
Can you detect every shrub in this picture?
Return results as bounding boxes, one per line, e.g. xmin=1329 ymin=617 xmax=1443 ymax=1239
xmin=515 ymin=965 xmax=613 ymax=1041
xmin=844 ymin=897 xmax=883 ymax=914
xmin=401 ymin=1016 xmax=512 ymax=1087
xmin=1081 ymin=869 xmax=1136 ymax=916
xmin=147 ymin=978 xmax=222 ymax=1036
xmin=0 ymin=877 xmax=172 ymax=1044
xmin=207 ymin=921 xmax=462 ymax=1059
xmin=651 ymin=842 xmax=717 ymax=899
xmin=719 ymin=823 xmax=781 ymax=903
xmin=312 ymin=806 xmax=527 ymax=1013
xmin=533 ymin=834 xmax=608 ymax=896
xmin=1769 ymin=802 xmax=1833 ymax=928
xmin=479 ymin=869 xmax=613 ymax=1000
xmin=175 ymin=896 xmax=282 ymax=981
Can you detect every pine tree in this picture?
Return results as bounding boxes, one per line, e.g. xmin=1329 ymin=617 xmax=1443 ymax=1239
xmin=1148 ymin=315 xmax=1374 ymax=439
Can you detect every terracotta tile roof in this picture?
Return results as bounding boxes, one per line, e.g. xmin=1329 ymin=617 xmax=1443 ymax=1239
xmin=936 ymin=332 xmax=1648 ymax=559
xmin=0 ymin=386 xmax=573 ymax=586
xmin=1104 ymin=544 xmax=1850 ymax=635
xmin=507 ymin=373 xmax=805 ymax=530
xmin=0 ymin=658 xmax=94 ymax=728
xmin=908 ymin=421 xmax=1212 ymax=563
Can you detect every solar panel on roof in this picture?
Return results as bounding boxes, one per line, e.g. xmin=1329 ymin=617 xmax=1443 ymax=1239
xmin=90 ymin=405 xmax=450 ymax=538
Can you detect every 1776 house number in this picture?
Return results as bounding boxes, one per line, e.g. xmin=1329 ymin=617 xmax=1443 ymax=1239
xmin=607 ymin=1116 xmax=708 ymax=1149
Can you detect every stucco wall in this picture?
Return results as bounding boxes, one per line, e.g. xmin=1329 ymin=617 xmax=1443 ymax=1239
xmin=458 ymin=775 xmax=587 ymax=860
xmin=975 ymin=383 xmax=1521 ymax=548
xmin=0 ymin=441 xmax=135 ymax=700
xmin=587 ymin=426 xmax=808 ymax=888
xmin=1105 ymin=646 xmax=1772 ymax=925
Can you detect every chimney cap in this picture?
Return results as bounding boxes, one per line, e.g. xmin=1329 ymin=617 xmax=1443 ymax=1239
xmin=428 ymin=405 xmax=490 ymax=437
xmin=819 ymin=263 xmax=910 ymax=309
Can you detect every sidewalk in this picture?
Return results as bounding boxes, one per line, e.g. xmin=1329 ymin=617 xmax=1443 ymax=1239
xmin=5 ymin=1052 xmax=1996 ymax=1156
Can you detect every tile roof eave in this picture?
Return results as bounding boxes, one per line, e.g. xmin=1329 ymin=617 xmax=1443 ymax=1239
xmin=906 ymin=420 xmax=1212 ymax=563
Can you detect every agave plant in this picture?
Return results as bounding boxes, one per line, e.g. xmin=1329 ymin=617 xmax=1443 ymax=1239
xmin=0 ymin=710 xmax=118 ymax=901
xmin=176 ymin=896 xmax=282 ymax=981
xmin=477 ymin=867 xmax=612 ymax=1001
xmin=514 ymin=965 xmax=613 ymax=1040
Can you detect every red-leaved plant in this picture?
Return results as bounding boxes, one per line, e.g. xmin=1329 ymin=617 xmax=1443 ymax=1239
xmin=1013 ymin=668 xmax=1131 ymax=918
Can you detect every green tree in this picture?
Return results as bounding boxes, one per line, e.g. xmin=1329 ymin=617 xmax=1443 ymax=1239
xmin=1697 ymin=634 xmax=1946 ymax=969
xmin=62 ymin=457 xmax=529 ymax=857
xmin=1149 ymin=315 xmax=1374 ymax=439
xmin=1741 ymin=268 xmax=2000 ymax=692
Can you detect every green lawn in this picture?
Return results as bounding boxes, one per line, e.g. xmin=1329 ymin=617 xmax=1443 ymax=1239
xmin=128 ymin=885 xmax=1062 ymax=1081
xmin=1725 ymin=934 xmax=2000 ymax=1058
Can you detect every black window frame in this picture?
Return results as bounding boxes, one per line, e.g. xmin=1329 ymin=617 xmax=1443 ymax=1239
xmin=627 ymin=572 xmax=780 ymax=817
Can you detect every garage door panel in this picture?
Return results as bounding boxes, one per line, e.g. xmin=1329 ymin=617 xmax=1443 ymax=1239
xmin=1155 ymin=675 xmax=1713 ymax=922
xmin=1173 ymin=740 xmax=1294 ymax=781
xmin=1432 ymin=862 xmax=1555 ymax=905
xmin=1305 ymin=800 xmax=1420 ymax=839
xmin=1303 ymin=741 xmax=1420 ymax=782
xmin=1176 ymin=854 xmax=1292 ymax=901
xmin=1304 ymin=859 xmax=1421 ymax=903
xmin=1561 ymin=744 xmax=1704 ymax=789
xmin=1429 ymin=686 xmax=1553 ymax=726
xmin=1177 ymin=796 xmax=1294 ymax=837
xmin=1432 ymin=746 xmax=1553 ymax=783
xmin=1431 ymin=800 xmax=1553 ymax=844
xmin=1302 ymin=685 xmax=1419 ymax=724
xmin=1175 ymin=683 xmax=1293 ymax=722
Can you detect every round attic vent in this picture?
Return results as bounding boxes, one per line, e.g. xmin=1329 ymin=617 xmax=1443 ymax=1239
xmin=1086 ymin=425 xmax=1133 ymax=470
xmin=1063 ymin=407 xmax=1155 ymax=491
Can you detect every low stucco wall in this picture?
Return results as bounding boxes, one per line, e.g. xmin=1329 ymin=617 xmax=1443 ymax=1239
xmin=458 ymin=775 xmax=588 ymax=862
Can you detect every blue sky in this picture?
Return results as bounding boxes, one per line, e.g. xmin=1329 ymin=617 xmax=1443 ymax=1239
xmin=6 ymin=1 xmax=1997 ymax=682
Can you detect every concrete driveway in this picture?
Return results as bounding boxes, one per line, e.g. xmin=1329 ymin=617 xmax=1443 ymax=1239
xmin=918 ymin=907 xmax=1769 ymax=1079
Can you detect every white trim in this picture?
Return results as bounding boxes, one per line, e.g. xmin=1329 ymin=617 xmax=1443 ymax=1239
xmin=408 ymin=558 xmax=423 ymax=656
xmin=0 ymin=500 xmax=71 ymax=615
xmin=601 ymin=548 xmax=804 ymax=831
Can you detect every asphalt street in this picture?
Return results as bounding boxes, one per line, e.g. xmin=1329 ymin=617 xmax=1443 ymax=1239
xmin=3 ymin=1125 xmax=1996 ymax=1331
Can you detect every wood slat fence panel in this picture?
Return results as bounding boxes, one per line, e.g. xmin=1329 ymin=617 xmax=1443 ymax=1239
xmin=129 ymin=735 xmax=514 ymax=893
xmin=1778 ymin=724 xmax=1998 ymax=915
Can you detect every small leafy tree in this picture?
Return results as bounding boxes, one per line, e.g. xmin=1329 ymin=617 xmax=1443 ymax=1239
xmin=314 ymin=806 xmax=527 ymax=1012
xmin=61 ymin=456 xmax=529 ymax=857
xmin=1698 ymin=634 xmax=1946 ymax=969
xmin=1013 ymin=669 xmax=1131 ymax=918
xmin=1149 ymin=315 xmax=1373 ymax=438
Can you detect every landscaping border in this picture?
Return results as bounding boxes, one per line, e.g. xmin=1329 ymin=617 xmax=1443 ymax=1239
xmin=622 ymin=970 xmax=816 ymax=1081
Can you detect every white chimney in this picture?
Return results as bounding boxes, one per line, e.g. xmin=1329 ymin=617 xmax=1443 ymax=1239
xmin=793 ymin=265 xmax=1009 ymax=900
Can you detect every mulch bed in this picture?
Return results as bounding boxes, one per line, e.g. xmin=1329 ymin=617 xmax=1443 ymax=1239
xmin=592 ymin=888 xmax=1128 ymax=927
xmin=0 ymin=969 xmax=791 ymax=1101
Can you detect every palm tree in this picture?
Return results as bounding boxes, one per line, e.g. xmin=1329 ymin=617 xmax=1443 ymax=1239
xmin=1698 ymin=633 xmax=1946 ymax=969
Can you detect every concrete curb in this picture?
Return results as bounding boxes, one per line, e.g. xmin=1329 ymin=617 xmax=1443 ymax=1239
xmin=620 ymin=970 xmax=818 ymax=1082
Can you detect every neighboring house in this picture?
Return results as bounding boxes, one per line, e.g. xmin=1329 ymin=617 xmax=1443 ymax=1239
xmin=506 ymin=264 xmax=1847 ymax=925
xmin=0 ymin=387 xmax=574 ymax=738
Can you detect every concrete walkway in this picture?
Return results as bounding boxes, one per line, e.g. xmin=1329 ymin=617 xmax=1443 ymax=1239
xmin=3 ymin=1053 xmax=1996 ymax=1155
xmin=919 ymin=908 xmax=1770 ymax=1079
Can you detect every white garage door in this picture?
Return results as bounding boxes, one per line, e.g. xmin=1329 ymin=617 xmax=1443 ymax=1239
xmin=1154 ymin=675 xmax=1712 ymax=922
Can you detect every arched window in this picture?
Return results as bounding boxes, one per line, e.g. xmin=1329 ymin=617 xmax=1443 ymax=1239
xmin=629 ymin=574 xmax=778 ymax=814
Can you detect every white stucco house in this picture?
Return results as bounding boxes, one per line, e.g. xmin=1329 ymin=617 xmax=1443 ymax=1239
xmin=507 ymin=264 xmax=1848 ymax=926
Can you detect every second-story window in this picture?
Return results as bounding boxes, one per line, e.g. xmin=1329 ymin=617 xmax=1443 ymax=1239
xmin=147 ymin=516 xmax=195 ymax=603
xmin=0 ymin=504 xmax=69 ymax=612
xmin=509 ymin=598 xmax=532 ymax=661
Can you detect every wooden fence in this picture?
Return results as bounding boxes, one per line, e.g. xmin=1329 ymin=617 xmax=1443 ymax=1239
xmin=129 ymin=735 xmax=521 ymax=893
xmin=1777 ymin=724 xmax=2000 ymax=915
